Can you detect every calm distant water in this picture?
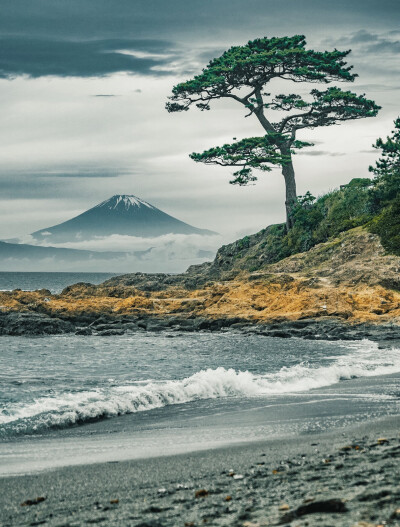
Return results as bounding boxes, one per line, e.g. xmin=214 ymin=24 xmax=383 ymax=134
xmin=1 ymin=333 xmax=399 ymax=475
xmin=0 ymin=271 xmax=119 ymax=294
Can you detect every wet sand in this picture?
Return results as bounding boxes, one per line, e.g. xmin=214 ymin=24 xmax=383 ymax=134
xmin=1 ymin=415 xmax=399 ymax=526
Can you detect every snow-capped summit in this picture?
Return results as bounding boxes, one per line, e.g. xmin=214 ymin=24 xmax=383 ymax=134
xmin=31 ymin=194 xmax=216 ymax=242
xmin=95 ymin=195 xmax=155 ymax=211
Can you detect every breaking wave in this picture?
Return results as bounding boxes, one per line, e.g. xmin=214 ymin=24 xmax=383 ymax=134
xmin=2 ymin=342 xmax=400 ymax=436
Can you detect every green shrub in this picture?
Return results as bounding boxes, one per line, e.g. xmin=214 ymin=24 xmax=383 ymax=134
xmin=368 ymin=196 xmax=400 ymax=255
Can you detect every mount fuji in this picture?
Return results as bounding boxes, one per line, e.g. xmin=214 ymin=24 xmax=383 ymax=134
xmin=31 ymin=195 xmax=217 ymax=243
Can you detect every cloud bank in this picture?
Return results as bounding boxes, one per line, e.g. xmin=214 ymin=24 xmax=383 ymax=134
xmin=6 ymin=233 xmax=226 ymax=273
xmin=0 ymin=37 xmax=179 ymax=79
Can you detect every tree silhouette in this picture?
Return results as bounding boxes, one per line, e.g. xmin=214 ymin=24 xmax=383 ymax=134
xmin=167 ymin=35 xmax=380 ymax=229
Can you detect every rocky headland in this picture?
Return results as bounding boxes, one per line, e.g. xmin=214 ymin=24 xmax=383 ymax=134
xmin=1 ymin=227 xmax=400 ymax=340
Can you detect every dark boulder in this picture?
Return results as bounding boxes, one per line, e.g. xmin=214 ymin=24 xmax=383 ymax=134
xmin=0 ymin=312 xmax=74 ymax=336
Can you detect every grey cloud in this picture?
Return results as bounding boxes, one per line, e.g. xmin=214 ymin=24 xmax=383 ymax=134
xmin=325 ymin=30 xmax=400 ymax=89
xmin=331 ymin=30 xmax=400 ymax=55
xmin=0 ymin=37 xmax=178 ymax=78
xmin=1 ymin=1 xmax=399 ymax=79
xmin=354 ymin=84 xmax=399 ymax=92
xmin=3 ymin=166 xmax=126 ymax=178
xmin=298 ymin=151 xmax=346 ymax=157
xmin=348 ymin=30 xmax=380 ymax=44
xmin=36 ymin=172 xmax=121 ymax=179
xmin=0 ymin=168 xmax=128 ymax=200
xmin=2 ymin=0 xmax=400 ymax=45
xmin=197 ymin=48 xmax=229 ymax=64
xmin=0 ymin=176 xmax=68 ymax=199
xmin=302 ymin=140 xmax=324 ymax=145
xmin=366 ymin=39 xmax=400 ymax=53
xmin=6 ymin=0 xmax=400 ymax=32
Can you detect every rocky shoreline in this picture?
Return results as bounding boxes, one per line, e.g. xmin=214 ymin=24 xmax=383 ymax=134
xmin=1 ymin=227 xmax=400 ymax=340
xmin=2 ymin=310 xmax=400 ymax=343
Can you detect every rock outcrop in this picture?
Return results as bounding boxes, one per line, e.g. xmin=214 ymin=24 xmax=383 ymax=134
xmin=1 ymin=227 xmax=400 ymax=337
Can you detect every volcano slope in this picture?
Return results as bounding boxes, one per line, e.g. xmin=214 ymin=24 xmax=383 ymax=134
xmin=31 ymin=194 xmax=216 ymax=242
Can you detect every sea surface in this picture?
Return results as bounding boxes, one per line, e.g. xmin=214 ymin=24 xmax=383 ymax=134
xmin=1 ymin=333 xmax=399 ymax=476
xmin=0 ymin=271 xmax=119 ymax=294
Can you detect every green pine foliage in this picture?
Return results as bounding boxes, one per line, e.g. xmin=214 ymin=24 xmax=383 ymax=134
xmin=189 ymin=135 xmax=311 ymax=185
xmin=167 ymin=34 xmax=380 ymax=227
xmin=166 ymin=35 xmax=357 ymax=112
xmin=368 ymin=118 xmax=400 ymax=212
xmin=366 ymin=118 xmax=400 ymax=255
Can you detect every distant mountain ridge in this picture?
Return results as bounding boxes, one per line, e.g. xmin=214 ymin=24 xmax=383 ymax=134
xmin=31 ymin=194 xmax=216 ymax=243
xmin=0 ymin=240 xmax=126 ymax=262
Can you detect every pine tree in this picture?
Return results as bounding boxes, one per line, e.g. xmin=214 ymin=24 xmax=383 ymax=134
xmin=167 ymin=35 xmax=380 ymax=229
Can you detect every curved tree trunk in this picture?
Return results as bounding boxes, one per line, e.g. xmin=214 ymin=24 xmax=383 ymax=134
xmin=252 ymin=105 xmax=298 ymax=229
xmin=280 ymin=148 xmax=297 ymax=230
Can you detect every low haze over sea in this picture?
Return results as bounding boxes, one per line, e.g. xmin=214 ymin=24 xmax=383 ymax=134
xmin=0 ymin=272 xmax=119 ymax=294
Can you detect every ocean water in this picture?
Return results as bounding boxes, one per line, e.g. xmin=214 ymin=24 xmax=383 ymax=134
xmin=1 ymin=333 xmax=399 ymax=475
xmin=0 ymin=271 xmax=119 ymax=294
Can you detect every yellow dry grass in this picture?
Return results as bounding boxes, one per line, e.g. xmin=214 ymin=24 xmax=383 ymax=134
xmin=1 ymin=279 xmax=400 ymax=325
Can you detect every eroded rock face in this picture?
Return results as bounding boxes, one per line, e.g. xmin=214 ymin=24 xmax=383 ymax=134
xmin=0 ymin=312 xmax=74 ymax=336
xmin=261 ymin=229 xmax=400 ymax=289
xmin=99 ymin=272 xmax=211 ymax=292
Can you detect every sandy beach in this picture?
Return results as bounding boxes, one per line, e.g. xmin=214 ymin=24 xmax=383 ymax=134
xmin=1 ymin=415 xmax=399 ymax=527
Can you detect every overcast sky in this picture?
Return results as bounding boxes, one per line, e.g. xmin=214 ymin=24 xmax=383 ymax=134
xmin=1 ymin=0 xmax=400 ymax=240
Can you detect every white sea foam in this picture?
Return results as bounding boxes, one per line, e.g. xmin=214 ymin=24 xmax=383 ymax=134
xmin=1 ymin=341 xmax=400 ymax=434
